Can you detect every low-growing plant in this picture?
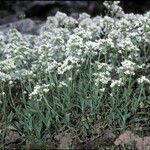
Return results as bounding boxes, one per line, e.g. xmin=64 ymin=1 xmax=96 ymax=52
xmin=0 ymin=1 xmax=150 ymax=148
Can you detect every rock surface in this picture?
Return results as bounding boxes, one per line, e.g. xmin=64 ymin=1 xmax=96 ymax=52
xmin=0 ymin=1 xmax=150 ymax=34
xmin=0 ymin=18 xmax=43 ymax=35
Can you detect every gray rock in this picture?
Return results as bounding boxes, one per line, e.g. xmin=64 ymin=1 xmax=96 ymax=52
xmin=10 ymin=19 xmax=35 ymax=34
xmin=0 ymin=19 xmax=43 ymax=35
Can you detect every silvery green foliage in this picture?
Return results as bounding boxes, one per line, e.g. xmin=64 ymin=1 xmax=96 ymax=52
xmin=0 ymin=1 xmax=150 ymax=100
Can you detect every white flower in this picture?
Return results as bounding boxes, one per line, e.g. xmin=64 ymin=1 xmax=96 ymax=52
xmin=121 ymin=60 xmax=135 ymax=68
xmin=118 ymin=60 xmax=136 ymax=75
xmin=29 ymin=84 xmax=50 ymax=101
xmin=110 ymin=78 xmax=124 ymax=88
xmin=110 ymin=93 xmax=113 ymax=97
xmin=103 ymin=1 xmax=124 ymax=17
xmin=9 ymin=80 xmax=13 ymax=85
xmin=137 ymin=76 xmax=150 ymax=84
xmin=100 ymin=88 xmax=105 ymax=92
xmin=0 ymin=71 xmax=11 ymax=81
xmin=43 ymin=88 xmax=49 ymax=93
xmin=57 ymin=56 xmax=78 ymax=74
xmin=95 ymin=62 xmax=113 ymax=71
xmin=68 ymin=77 xmax=72 ymax=81
xmin=94 ymin=72 xmax=111 ymax=85
xmin=23 ymin=91 xmax=27 ymax=94
xmin=2 ymin=92 xmax=5 ymax=95
xmin=58 ymin=81 xmax=68 ymax=88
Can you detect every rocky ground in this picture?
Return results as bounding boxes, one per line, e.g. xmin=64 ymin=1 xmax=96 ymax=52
xmin=0 ymin=1 xmax=150 ymax=35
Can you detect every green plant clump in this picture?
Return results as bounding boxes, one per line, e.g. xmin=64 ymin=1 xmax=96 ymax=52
xmin=0 ymin=1 xmax=150 ymax=148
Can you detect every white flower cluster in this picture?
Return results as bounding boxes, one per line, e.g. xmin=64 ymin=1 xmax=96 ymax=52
xmin=110 ymin=78 xmax=124 ymax=88
xmin=29 ymin=84 xmax=50 ymax=101
xmin=117 ymin=60 xmax=137 ymax=75
xmin=137 ymin=76 xmax=150 ymax=84
xmin=0 ymin=71 xmax=11 ymax=81
xmin=0 ymin=1 xmax=149 ymax=99
xmin=93 ymin=62 xmax=112 ymax=86
xmin=103 ymin=1 xmax=124 ymax=18
xmin=57 ymin=56 xmax=79 ymax=75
